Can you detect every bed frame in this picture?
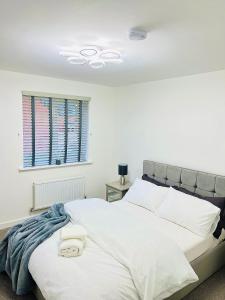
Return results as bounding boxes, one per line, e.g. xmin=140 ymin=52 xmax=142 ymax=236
xmin=33 ymin=160 xmax=225 ymax=300
xmin=143 ymin=160 xmax=225 ymax=299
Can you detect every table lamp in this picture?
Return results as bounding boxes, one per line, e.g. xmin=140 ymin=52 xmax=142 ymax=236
xmin=118 ymin=164 xmax=128 ymax=185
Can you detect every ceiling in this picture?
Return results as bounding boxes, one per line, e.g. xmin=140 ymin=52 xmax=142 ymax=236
xmin=0 ymin=0 xmax=225 ymax=86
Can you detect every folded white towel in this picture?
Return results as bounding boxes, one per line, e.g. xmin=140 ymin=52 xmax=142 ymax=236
xmin=59 ymin=239 xmax=84 ymax=257
xmin=60 ymin=224 xmax=87 ymax=241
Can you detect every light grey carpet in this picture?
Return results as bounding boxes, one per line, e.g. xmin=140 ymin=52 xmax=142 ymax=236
xmin=0 ymin=272 xmax=35 ymax=300
xmin=1 ymin=228 xmax=225 ymax=300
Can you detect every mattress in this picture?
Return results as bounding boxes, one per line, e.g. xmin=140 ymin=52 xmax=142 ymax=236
xmin=115 ymin=200 xmax=220 ymax=262
xmin=29 ymin=199 xmax=220 ymax=300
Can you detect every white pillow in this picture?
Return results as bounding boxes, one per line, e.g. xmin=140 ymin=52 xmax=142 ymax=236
xmin=157 ymin=187 xmax=220 ymax=237
xmin=123 ymin=178 xmax=169 ymax=212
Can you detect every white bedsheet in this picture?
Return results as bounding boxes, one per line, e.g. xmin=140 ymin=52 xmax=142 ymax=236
xmin=28 ymin=198 xmax=206 ymax=300
xmin=116 ymin=200 xmax=219 ymax=262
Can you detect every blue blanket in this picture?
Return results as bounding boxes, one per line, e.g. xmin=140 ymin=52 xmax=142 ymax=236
xmin=0 ymin=203 xmax=70 ymax=295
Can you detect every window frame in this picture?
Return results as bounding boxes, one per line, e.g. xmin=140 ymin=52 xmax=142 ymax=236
xmin=19 ymin=91 xmax=91 ymax=171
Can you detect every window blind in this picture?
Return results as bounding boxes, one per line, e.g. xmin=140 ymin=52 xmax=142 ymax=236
xmin=22 ymin=95 xmax=89 ymax=168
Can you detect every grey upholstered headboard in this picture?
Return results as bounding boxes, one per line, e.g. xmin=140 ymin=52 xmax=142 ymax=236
xmin=143 ymin=160 xmax=225 ymax=197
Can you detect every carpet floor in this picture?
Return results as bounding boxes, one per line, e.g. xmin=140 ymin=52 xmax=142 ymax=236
xmin=1 ymin=229 xmax=225 ymax=300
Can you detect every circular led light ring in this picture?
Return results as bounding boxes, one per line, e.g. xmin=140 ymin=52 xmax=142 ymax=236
xmin=80 ymin=47 xmax=98 ymax=57
xmin=100 ymin=49 xmax=121 ymax=60
xmin=67 ymin=56 xmax=87 ymax=65
xmin=89 ymin=59 xmax=105 ymax=69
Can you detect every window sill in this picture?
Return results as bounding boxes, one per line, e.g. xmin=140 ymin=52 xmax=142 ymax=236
xmin=19 ymin=161 xmax=92 ymax=172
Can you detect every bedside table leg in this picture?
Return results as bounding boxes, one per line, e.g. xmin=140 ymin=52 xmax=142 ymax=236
xmin=106 ymin=187 xmax=108 ymax=201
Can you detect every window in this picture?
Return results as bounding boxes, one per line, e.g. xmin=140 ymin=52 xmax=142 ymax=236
xmin=22 ymin=92 xmax=89 ymax=168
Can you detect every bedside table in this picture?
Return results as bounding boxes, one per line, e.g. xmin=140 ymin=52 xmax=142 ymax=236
xmin=105 ymin=181 xmax=131 ymax=202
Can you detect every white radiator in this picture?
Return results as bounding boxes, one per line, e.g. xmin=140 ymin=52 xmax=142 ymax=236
xmin=32 ymin=177 xmax=85 ymax=212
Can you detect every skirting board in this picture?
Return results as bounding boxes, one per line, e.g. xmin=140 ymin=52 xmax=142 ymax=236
xmin=0 ymin=215 xmax=34 ymax=230
xmin=0 ymin=209 xmax=45 ymax=230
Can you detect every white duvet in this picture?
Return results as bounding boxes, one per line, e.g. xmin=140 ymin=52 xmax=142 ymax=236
xmin=29 ymin=198 xmax=198 ymax=300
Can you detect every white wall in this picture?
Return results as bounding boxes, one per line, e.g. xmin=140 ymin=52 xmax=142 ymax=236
xmin=0 ymin=70 xmax=118 ymax=227
xmin=115 ymin=70 xmax=225 ymax=181
xmin=1 ymin=69 xmax=225 ymax=227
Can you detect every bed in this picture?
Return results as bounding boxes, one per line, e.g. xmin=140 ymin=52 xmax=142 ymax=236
xmin=31 ymin=160 xmax=225 ymax=300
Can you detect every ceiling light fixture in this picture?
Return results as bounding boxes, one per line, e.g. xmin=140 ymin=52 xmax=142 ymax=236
xmin=67 ymin=56 xmax=87 ymax=65
xmin=59 ymin=45 xmax=123 ymax=69
xmin=100 ymin=49 xmax=121 ymax=60
xmin=89 ymin=59 xmax=105 ymax=69
xmin=80 ymin=46 xmax=99 ymax=57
